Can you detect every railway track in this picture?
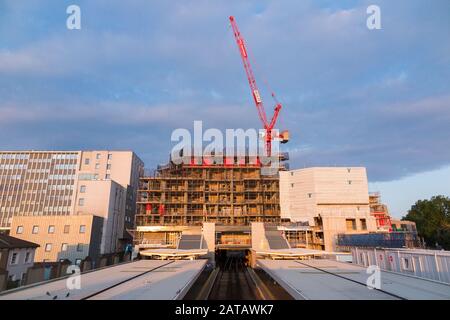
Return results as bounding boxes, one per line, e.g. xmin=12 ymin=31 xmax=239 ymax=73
xmin=206 ymin=255 xmax=265 ymax=300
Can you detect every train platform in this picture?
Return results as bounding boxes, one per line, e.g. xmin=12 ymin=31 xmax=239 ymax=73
xmin=257 ymin=259 xmax=450 ymax=300
xmin=0 ymin=259 xmax=207 ymax=300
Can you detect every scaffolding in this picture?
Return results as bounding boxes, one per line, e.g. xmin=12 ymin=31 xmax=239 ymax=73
xmin=369 ymin=192 xmax=392 ymax=230
xmin=135 ymin=154 xmax=283 ymax=228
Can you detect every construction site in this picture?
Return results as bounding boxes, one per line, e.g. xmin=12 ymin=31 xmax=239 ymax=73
xmin=1 ymin=13 xmax=449 ymax=302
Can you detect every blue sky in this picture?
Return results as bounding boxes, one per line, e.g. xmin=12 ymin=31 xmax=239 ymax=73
xmin=0 ymin=0 xmax=449 ymax=217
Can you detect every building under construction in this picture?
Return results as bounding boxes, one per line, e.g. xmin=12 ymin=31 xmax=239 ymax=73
xmin=134 ymin=153 xmax=288 ymax=251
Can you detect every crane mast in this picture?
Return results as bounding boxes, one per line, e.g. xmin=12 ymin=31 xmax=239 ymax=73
xmin=229 ymin=16 xmax=283 ymax=157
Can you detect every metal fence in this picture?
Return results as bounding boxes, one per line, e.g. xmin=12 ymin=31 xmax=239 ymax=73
xmin=352 ymin=247 xmax=450 ymax=284
xmin=336 ymin=232 xmax=421 ymax=249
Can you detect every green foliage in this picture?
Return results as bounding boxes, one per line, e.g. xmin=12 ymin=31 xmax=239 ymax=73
xmin=403 ymin=195 xmax=450 ymax=250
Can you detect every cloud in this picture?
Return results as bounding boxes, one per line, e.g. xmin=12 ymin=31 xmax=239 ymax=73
xmin=0 ymin=0 xmax=449 ymax=182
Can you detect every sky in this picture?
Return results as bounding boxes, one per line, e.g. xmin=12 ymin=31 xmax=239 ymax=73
xmin=0 ymin=0 xmax=449 ymax=217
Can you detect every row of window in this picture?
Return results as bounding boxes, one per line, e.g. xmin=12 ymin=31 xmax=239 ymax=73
xmin=16 ymin=224 xmax=86 ymax=235
xmin=0 ymin=176 xmax=75 ymax=183
xmin=84 ymin=153 xmax=113 ymax=165
xmin=53 ymin=164 xmax=77 ymax=170
xmin=26 ymin=169 xmax=50 ymax=173
xmin=10 ymin=251 xmax=33 ymax=265
xmin=45 ymin=243 xmax=84 ymax=253
xmin=48 ymin=174 xmax=76 ymax=180
xmin=0 ymin=164 xmax=28 ymax=170
xmin=346 ymin=218 xmax=367 ymax=231
xmin=51 ymin=154 xmax=78 ymax=160
xmin=48 ymin=185 xmax=75 ymax=190
xmin=0 ymin=153 xmax=78 ymax=162
xmin=78 ymin=173 xmax=111 ymax=181
xmin=1 ymin=154 xmax=30 ymax=160
xmin=1 ymin=174 xmax=22 ymax=180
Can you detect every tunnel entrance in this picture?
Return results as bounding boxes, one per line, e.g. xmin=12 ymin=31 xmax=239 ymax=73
xmin=215 ymin=249 xmax=250 ymax=269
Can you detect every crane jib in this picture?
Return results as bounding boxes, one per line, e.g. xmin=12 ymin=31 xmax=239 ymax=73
xmin=238 ymin=39 xmax=248 ymax=58
xmin=253 ymin=90 xmax=262 ymax=104
xmin=229 ymin=15 xmax=288 ymax=156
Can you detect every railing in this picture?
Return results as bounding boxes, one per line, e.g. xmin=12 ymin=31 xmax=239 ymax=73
xmin=336 ymin=232 xmax=421 ymax=249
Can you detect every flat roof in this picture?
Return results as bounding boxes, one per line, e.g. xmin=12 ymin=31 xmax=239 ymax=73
xmin=0 ymin=259 xmax=206 ymax=300
xmin=257 ymin=259 xmax=450 ymax=300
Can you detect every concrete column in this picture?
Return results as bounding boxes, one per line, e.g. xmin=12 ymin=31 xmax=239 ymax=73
xmin=251 ymin=222 xmax=267 ymax=251
xmin=202 ymin=222 xmax=216 ymax=266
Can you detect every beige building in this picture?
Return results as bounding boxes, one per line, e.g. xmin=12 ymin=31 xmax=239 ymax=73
xmin=0 ymin=150 xmax=144 ymax=262
xmin=279 ymin=167 xmax=377 ymax=251
xmin=9 ymin=215 xmax=102 ymax=263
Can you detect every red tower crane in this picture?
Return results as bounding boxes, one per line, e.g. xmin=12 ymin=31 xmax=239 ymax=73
xmin=229 ymin=16 xmax=288 ymax=157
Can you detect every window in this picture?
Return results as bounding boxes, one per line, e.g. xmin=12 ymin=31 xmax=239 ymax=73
xmin=10 ymin=252 xmax=18 ymax=265
xmin=79 ymin=225 xmax=86 ymax=233
xmin=84 ymin=158 xmax=90 ymax=165
xmin=95 ymin=163 xmax=100 ymax=169
xmin=80 ymin=185 xmax=86 ymax=193
xmin=348 ymin=180 xmax=352 ymax=185
xmin=25 ymin=251 xmax=32 ymax=263
xmin=346 ymin=219 xmax=357 ymax=231
xmin=308 ymin=193 xmax=312 ymax=198
xmin=61 ymin=243 xmax=68 ymax=251
xmin=32 ymin=225 xmax=39 ymax=234
xmin=16 ymin=225 xmax=24 ymax=234
xmin=45 ymin=243 xmax=52 ymax=252
xmin=105 ymin=174 xmax=111 ymax=179
xmin=96 ymin=153 xmax=101 ymax=159
xmin=291 ymin=183 xmax=294 ymax=188
xmin=48 ymin=225 xmax=55 ymax=234
xmin=360 ymin=219 xmax=367 ymax=230
xmin=64 ymin=225 xmax=70 ymax=234
xmin=78 ymin=198 xmax=85 ymax=206
xmin=347 ymin=168 xmax=351 ymax=173
xmin=290 ymin=172 xmax=294 ymax=176
xmin=76 ymin=243 xmax=83 ymax=252
xmin=107 ymin=154 xmax=112 ymax=160
xmin=106 ymin=164 xmax=111 ymax=170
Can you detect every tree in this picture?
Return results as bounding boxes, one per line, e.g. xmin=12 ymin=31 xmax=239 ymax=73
xmin=402 ymin=195 xmax=450 ymax=250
